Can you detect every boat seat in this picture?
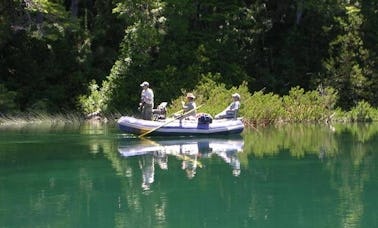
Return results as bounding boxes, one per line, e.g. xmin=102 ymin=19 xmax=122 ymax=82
xmin=153 ymin=102 xmax=168 ymax=120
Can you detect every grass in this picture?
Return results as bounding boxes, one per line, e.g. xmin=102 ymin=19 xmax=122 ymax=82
xmin=0 ymin=112 xmax=85 ymax=128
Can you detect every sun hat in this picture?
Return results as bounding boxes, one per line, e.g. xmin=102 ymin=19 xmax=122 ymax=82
xmin=232 ymin=93 xmax=241 ymax=99
xmin=186 ymin=93 xmax=195 ymax=99
xmin=140 ymin=81 xmax=149 ymax=87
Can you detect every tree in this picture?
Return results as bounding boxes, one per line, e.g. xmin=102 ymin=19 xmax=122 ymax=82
xmin=79 ymin=0 xmax=167 ymax=114
xmin=322 ymin=4 xmax=374 ymax=110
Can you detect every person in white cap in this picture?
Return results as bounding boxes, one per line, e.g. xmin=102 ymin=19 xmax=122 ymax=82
xmin=181 ymin=92 xmax=197 ymax=118
xmin=139 ymin=81 xmax=154 ymax=120
xmin=215 ymin=93 xmax=241 ymax=119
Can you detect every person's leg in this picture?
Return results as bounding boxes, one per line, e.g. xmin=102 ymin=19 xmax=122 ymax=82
xmin=215 ymin=111 xmax=226 ymax=119
xmin=145 ymin=104 xmax=153 ymax=120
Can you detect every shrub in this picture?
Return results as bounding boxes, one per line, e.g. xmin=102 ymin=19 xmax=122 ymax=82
xmin=282 ymin=86 xmax=338 ymax=122
xmin=78 ymin=80 xmax=106 ymax=115
xmin=347 ymin=101 xmax=373 ymax=122
xmin=242 ymin=91 xmax=284 ymax=125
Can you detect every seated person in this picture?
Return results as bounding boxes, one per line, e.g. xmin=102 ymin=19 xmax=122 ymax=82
xmin=215 ymin=93 xmax=241 ymax=119
xmin=181 ymin=93 xmax=197 ymax=119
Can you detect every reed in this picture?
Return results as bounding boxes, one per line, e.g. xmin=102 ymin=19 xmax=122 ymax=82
xmin=0 ymin=112 xmax=85 ymax=128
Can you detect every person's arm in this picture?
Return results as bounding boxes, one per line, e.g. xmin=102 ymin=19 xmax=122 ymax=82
xmin=139 ymin=91 xmax=145 ymax=110
xmin=229 ymin=101 xmax=240 ymax=111
xmin=221 ymin=102 xmax=233 ymax=112
xmin=181 ymin=101 xmax=188 ymax=111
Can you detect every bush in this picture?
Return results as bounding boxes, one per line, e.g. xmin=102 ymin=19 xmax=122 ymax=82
xmin=78 ymin=80 xmax=106 ymax=115
xmin=166 ymin=78 xmax=356 ymax=125
xmin=242 ymin=91 xmax=284 ymax=125
xmin=347 ymin=101 xmax=373 ymax=122
xmin=282 ymin=86 xmax=338 ymax=122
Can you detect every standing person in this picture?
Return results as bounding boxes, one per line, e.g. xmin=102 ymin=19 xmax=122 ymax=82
xmin=215 ymin=93 xmax=241 ymax=119
xmin=181 ymin=93 xmax=197 ymax=118
xmin=139 ymin=81 xmax=154 ymax=120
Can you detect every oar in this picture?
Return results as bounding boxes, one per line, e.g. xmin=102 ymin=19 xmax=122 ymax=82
xmin=171 ymin=109 xmax=184 ymax=116
xmin=139 ymin=104 xmax=203 ymax=138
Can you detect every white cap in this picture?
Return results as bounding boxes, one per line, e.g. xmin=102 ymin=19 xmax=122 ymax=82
xmin=232 ymin=93 xmax=240 ymax=99
xmin=140 ymin=81 xmax=149 ymax=87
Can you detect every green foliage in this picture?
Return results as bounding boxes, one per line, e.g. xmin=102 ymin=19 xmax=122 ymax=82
xmin=282 ymin=86 xmax=338 ymax=122
xmin=78 ymin=80 xmax=105 ymax=115
xmin=82 ymin=0 xmax=167 ymax=113
xmin=165 ymin=77 xmax=378 ymax=125
xmin=1 ymin=0 xmax=378 ymax=119
xmin=20 ymin=0 xmax=78 ymax=41
xmin=0 ymin=84 xmax=18 ymax=114
xmin=241 ymin=85 xmax=338 ymax=125
xmin=322 ymin=5 xmax=374 ymax=110
xmin=243 ymin=91 xmax=284 ymax=125
xmin=0 ymin=0 xmax=126 ymax=114
xmin=27 ymin=98 xmax=50 ymax=113
xmin=347 ymin=101 xmax=373 ymax=122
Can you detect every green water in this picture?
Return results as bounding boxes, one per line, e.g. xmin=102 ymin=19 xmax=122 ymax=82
xmin=0 ymin=123 xmax=377 ymax=228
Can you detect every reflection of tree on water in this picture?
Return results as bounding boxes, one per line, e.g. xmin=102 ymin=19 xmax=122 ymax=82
xmin=118 ymin=137 xmax=244 ymax=187
xmin=101 ymin=124 xmax=378 ymax=227
xmin=324 ymin=128 xmax=376 ymax=228
xmin=241 ymin=124 xmax=378 ymax=228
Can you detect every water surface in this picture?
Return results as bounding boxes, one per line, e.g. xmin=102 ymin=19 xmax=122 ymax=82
xmin=0 ymin=122 xmax=377 ymax=227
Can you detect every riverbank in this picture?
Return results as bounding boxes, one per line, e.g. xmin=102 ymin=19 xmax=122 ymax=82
xmin=1 ymin=110 xmax=377 ymax=131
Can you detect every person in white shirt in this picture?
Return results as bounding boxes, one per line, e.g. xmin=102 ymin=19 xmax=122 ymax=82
xmin=215 ymin=93 xmax=241 ymax=119
xmin=139 ymin=81 xmax=154 ymax=120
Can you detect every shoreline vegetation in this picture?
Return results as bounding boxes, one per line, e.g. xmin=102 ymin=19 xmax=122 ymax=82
xmin=1 ymin=79 xmax=377 ymax=129
xmin=2 ymin=2 xmax=378 ymax=130
xmin=3 ymin=2 xmax=378 ymax=130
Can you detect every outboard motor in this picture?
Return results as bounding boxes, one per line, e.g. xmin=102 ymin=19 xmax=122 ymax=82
xmin=153 ymin=102 xmax=167 ymax=120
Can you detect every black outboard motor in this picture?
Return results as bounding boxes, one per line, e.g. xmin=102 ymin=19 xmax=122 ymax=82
xmin=153 ymin=102 xmax=167 ymax=120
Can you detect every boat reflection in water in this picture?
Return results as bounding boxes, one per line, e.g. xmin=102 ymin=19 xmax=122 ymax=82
xmin=118 ymin=137 xmax=244 ymax=190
